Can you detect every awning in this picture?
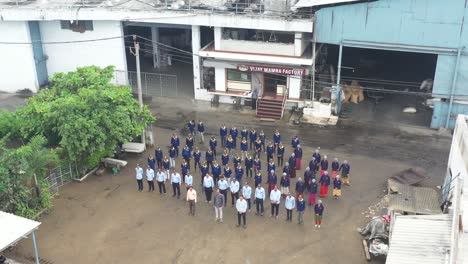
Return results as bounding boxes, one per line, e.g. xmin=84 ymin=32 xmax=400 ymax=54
xmin=292 ymin=0 xmax=362 ymax=9
xmin=0 ymin=211 xmax=41 ymax=252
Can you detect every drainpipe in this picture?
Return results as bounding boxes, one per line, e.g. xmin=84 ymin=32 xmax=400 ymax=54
xmin=336 ymin=43 xmax=343 ymax=87
xmin=445 ymin=47 xmax=463 ymax=128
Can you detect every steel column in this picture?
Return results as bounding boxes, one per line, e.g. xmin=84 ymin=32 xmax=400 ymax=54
xmin=32 ymin=231 xmax=40 ymax=264
xmin=446 ymin=47 xmax=463 ymax=128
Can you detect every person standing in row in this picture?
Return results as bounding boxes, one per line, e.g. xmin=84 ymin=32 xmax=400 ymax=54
xmin=254 ymin=171 xmax=262 ymax=189
xmin=185 ymin=171 xmax=193 ymax=190
xmin=291 ymin=135 xmax=300 ymax=149
xmin=163 ymin=156 xmax=170 ymax=171
xmin=235 ymin=163 xmax=244 ymax=183
xmin=186 ymin=186 xmax=197 ymax=216
xmin=182 ymin=147 xmax=191 ymax=169
xmin=171 ymin=168 xmax=181 ymax=199
xmin=242 ymin=182 xmax=252 ymax=212
xmin=240 ymin=137 xmax=248 ymax=160
xmin=220 ymin=124 xmax=228 ymax=148
xmin=221 ymin=149 xmax=229 ymax=170
xmin=170 ymin=133 xmax=180 ymax=157
xmin=218 ymin=177 xmax=229 ymax=206
xmin=181 ymin=159 xmax=189 ymax=181
xmin=156 ymin=168 xmax=167 ymax=194
xmin=135 ymin=164 xmax=144 ymax=192
xmin=304 ymin=167 xmax=314 ymax=192
xmin=209 ymin=136 xmax=217 ymax=158
xmin=186 ymin=134 xmax=194 ymax=151
xmin=200 ymin=162 xmax=209 ymax=185
xmin=245 ymin=153 xmax=253 ymax=178
xmin=230 ymin=178 xmax=240 ymax=206
xmin=277 ymin=142 xmax=285 ymax=167
xmin=331 ymin=158 xmax=340 ymax=179
xmin=169 ymin=146 xmax=177 ymax=168
xmin=193 ymin=147 xmax=201 ymax=172
xmin=255 ymin=184 xmax=265 ymax=216
xmin=203 ymin=173 xmax=215 ymax=203
xmin=321 ymin=155 xmax=329 ymax=176
xmin=236 ymin=195 xmax=248 ymax=228
xmin=297 ymin=195 xmax=306 ymax=224
xmin=197 ymin=120 xmax=205 ymax=144
xmin=280 ymin=173 xmax=290 ymax=199
xmin=223 ymin=164 xmax=232 ymax=183
xmin=241 ymin=127 xmax=248 ymax=142
xmin=259 ymin=130 xmax=265 ymax=152
xmin=188 ymin=120 xmax=196 ymax=136
xmin=339 ymin=160 xmax=351 ymax=186
xmin=206 ymin=149 xmax=214 ymax=169
xmin=319 ymin=171 xmax=331 ymax=197
xmin=267 ymin=159 xmax=276 ymax=175
xmin=266 ymin=142 xmax=274 ymax=163
xmin=148 ymin=155 xmax=156 ymax=171
xmin=333 ymin=175 xmax=342 ymax=199
xmin=312 ymin=149 xmax=321 ymax=170
xmin=212 ymin=162 xmax=221 ymax=185
xmin=214 ymin=189 xmax=224 ymax=222
xmin=295 ymin=177 xmax=305 ymax=200
xmin=233 ymin=154 xmax=242 ymax=169
xmin=314 ymin=200 xmax=324 ymax=228
xmin=226 ymin=135 xmax=234 ymax=155
xmin=294 ymin=144 xmax=303 ymax=170
xmin=146 ymin=166 xmax=155 ymax=192
xmin=285 ymin=193 xmax=296 ymax=222
xmin=270 ymin=185 xmax=281 ymax=219
xmin=288 ymin=153 xmax=296 ymax=178
xmin=267 ymin=170 xmax=277 ymax=195
xmin=308 ymin=178 xmax=318 ymax=206
xmin=230 ymin=126 xmax=238 ymax=148
xmin=155 ymin=147 xmax=163 ymax=169
xmin=249 ymin=128 xmax=257 ymax=150
xmin=273 ymin=130 xmax=281 ymax=151
xmin=254 ymin=138 xmax=262 ymax=158
xmin=283 ymin=162 xmax=291 ymax=178
xmin=253 ymin=156 xmax=261 ymax=174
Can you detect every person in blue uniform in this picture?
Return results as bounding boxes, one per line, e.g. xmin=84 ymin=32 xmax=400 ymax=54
xmin=212 ymin=161 xmax=221 ymax=185
xmin=258 ymin=130 xmax=266 ymax=152
xmin=273 ymin=129 xmax=281 ymax=151
xmin=187 ymin=120 xmax=196 ymax=136
xmin=267 ymin=160 xmax=276 ymax=174
xmin=266 ymin=142 xmax=274 ymax=163
xmin=155 ymin=147 xmax=163 ymax=169
xmin=254 ymin=138 xmax=262 ymax=158
xmin=245 ymin=153 xmax=253 ymax=178
xmin=240 ymin=137 xmax=248 ymax=160
xmin=319 ymin=171 xmax=331 ymax=197
xmin=235 ymin=164 xmax=244 ymax=182
xmin=241 ymin=127 xmax=248 ymax=141
xmin=288 ymin=153 xmax=296 ymax=178
xmin=283 ymin=162 xmax=291 ymax=178
xmin=333 ymin=175 xmax=342 ymax=199
xmin=181 ymin=160 xmax=189 ymax=181
xmin=209 ymin=136 xmax=217 ymax=158
xmin=253 ymin=157 xmax=261 ymax=174
xmin=226 ymin=135 xmax=234 ymax=155
xmin=221 ymin=149 xmax=229 ymax=170
xmin=220 ymin=124 xmax=228 ymax=147
xmin=339 ymin=160 xmax=351 ymax=186
xmin=304 ymin=166 xmax=314 ymax=191
xmin=182 ymin=145 xmax=191 ymax=168
xmin=193 ymin=147 xmax=202 ymax=172
xmin=170 ymin=133 xmax=180 ymax=157
xmin=297 ymin=194 xmax=306 ymax=224
xmin=331 ymin=158 xmax=340 ymax=179
xmin=254 ymin=171 xmax=262 ymax=188
xmin=280 ymin=173 xmax=290 ymax=198
xmin=162 ymin=156 xmax=170 ymax=171
xmin=277 ymin=142 xmax=285 ymax=167
xmin=233 ymin=153 xmax=242 ymax=168
xmin=197 ymin=120 xmax=205 ymax=144
xmin=230 ymin=126 xmax=238 ymax=148
xmin=267 ymin=170 xmax=277 ymax=195
xmin=314 ymin=200 xmax=324 ymax=228
xmin=291 ymin=135 xmax=300 ymax=149
xmin=147 ymin=155 xmax=156 ymax=170
xmin=206 ymin=149 xmax=214 ymax=169
xmin=308 ymin=178 xmax=318 ymax=206
xmin=169 ymin=146 xmax=177 ymax=168
xmin=309 ymin=157 xmax=318 ymax=176
xmin=320 ymin=155 xmax=329 ymax=176
xmin=312 ymin=149 xmax=321 ymax=170
xmin=295 ymin=177 xmax=305 ymax=200
xmin=249 ymin=128 xmax=257 ymax=150
xmin=186 ymin=134 xmax=194 ymax=151
xmin=200 ymin=161 xmax=209 ymax=185
xmin=294 ymin=144 xmax=303 ymax=170
xmin=224 ymin=164 xmax=232 ymax=182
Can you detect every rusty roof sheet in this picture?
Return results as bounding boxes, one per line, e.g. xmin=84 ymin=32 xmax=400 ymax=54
xmin=388 ymin=180 xmax=441 ymax=215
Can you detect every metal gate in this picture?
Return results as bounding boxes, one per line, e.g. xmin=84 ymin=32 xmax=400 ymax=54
xmin=115 ymin=70 xmax=178 ymax=97
xmin=45 ymin=163 xmax=75 ymax=195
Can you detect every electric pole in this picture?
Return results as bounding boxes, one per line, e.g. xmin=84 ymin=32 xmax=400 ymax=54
xmin=130 ymin=35 xmax=146 ymax=147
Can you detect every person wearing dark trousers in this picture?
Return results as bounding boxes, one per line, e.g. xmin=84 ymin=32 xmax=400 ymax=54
xmin=193 ymin=147 xmax=201 ymax=172
xmin=197 ymin=120 xmax=205 ymax=144
xmin=270 ymin=185 xmax=281 ymax=219
xmin=251 ymin=88 xmax=258 ymax=110
xmin=156 ymin=168 xmax=167 ymax=194
xmin=135 ymin=164 xmax=144 ymax=192
xmin=148 ymin=155 xmax=156 ymax=171
xmin=230 ymin=178 xmax=240 ymax=206
xmin=255 ymin=184 xmax=265 ymax=216
xmin=206 ymin=150 xmax=214 ymax=169
xmin=146 ymin=166 xmax=155 ymax=192
xmin=170 ymin=169 xmax=181 ymax=199
xmin=236 ymin=195 xmax=248 ymax=228
xmin=170 ymin=133 xmax=180 ymax=157
xmin=242 ymin=182 xmax=252 ymax=211
xmin=230 ymin=126 xmax=239 ymax=149
xmin=285 ymin=193 xmax=296 ymax=222
xmin=245 ymin=153 xmax=253 ymax=178
xmin=212 ymin=161 xmax=221 ymax=185
xmin=182 ymin=146 xmax=191 ymax=169
xmin=209 ymin=136 xmax=218 ymax=158
xmin=186 ymin=186 xmax=197 ymax=216
xmin=249 ymin=128 xmax=257 ymax=150
xmin=200 ymin=162 xmax=209 ymax=185
xmin=203 ymin=174 xmax=215 ymax=203
xmin=218 ymin=177 xmax=229 ymax=206
xmin=220 ymin=124 xmax=227 ymax=148
xmin=188 ymin=120 xmax=196 ymax=136
xmin=277 ymin=143 xmax=285 ymax=167
xmin=155 ymin=147 xmax=163 ymax=169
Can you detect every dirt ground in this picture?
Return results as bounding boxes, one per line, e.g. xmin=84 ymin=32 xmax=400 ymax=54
xmin=6 ymin=97 xmax=451 ymax=264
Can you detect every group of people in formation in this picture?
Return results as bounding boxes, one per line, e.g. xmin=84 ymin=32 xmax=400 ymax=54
xmin=134 ymin=120 xmax=352 ymax=228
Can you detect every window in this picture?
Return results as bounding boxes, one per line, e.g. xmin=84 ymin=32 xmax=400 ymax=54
xmin=222 ymin=28 xmax=294 ymax=44
xmin=227 ymin=69 xmax=251 ymax=82
xmin=60 ymin=20 xmax=94 ymax=33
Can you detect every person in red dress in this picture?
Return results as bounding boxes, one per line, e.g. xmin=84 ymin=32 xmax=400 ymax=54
xmin=319 ymin=171 xmax=331 ymax=197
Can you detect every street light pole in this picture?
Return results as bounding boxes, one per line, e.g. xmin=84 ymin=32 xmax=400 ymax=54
xmin=131 ymin=35 xmax=146 ymax=146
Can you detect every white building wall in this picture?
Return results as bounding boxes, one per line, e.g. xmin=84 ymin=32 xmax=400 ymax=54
xmin=0 ymin=21 xmax=39 ymax=93
xmin=288 ymin=76 xmax=301 ymax=99
xmin=215 ymin=68 xmax=226 ymax=92
xmin=220 ymin=39 xmax=295 ymax=56
xmin=39 ymin=20 xmax=127 ymax=82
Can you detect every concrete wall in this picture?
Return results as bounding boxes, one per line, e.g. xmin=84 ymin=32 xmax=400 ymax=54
xmin=0 ymin=21 xmax=38 ymax=93
xmin=433 ymin=54 xmax=468 ymax=100
xmin=431 ymin=100 xmax=468 ymax=129
xmin=39 ymin=20 xmax=127 ymax=78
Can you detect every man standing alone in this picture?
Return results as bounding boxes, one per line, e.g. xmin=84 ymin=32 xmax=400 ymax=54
xmin=236 ymin=195 xmax=248 ymax=228
xmin=135 ymin=164 xmax=144 ymax=192
xmin=214 ymin=189 xmax=224 ymax=222
xmin=186 ymin=186 xmax=197 ymax=216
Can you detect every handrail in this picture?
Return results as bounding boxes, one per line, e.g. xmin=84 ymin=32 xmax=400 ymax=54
xmin=256 ymin=94 xmax=261 ymax=116
xmin=281 ymin=88 xmax=288 ymax=119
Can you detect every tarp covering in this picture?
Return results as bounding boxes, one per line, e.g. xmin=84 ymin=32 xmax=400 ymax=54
xmin=0 ymin=211 xmax=41 ymax=252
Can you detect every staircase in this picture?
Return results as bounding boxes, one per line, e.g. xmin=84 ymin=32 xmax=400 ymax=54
xmin=256 ymin=98 xmax=284 ymax=120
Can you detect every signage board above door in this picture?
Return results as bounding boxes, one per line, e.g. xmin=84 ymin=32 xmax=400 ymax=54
xmin=237 ymin=65 xmax=307 ymax=76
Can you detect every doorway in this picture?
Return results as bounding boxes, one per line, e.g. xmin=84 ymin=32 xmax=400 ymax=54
xmin=264 ymin=73 xmax=286 ymax=97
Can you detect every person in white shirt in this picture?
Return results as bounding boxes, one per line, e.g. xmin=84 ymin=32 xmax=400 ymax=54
xmin=242 ymin=182 xmax=252 ymax=212
xmin=230 ymin=178 xmax=240 ymax=207
xmin=255 ymin=184 xmax=265 ymax=216
xmin=185 ymin=171 xmax=193 ymax=190
xmin=270 ymin=185 xmax=281 ymax=219
xmin=285 ymin=193 xmax=296 ymax=222
xmin=170 ymin=169 xmax=182 ymax=199
xmin=203 ymin=174 xmax=215 ymax=203
xmin=186 ymin=186 xmax=197 ymax=216
xmin=146 ymin=166 xmax=155 ymax=192
xmin=156 ymin=168 xmax=167 ymax=194
xmin=236 ymin=195 xmax=248 ymax=228
xmin=218 ymin=177 xmax=229 ymax=206
xmin=135 ymin=164 xmax=144 ymax=192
